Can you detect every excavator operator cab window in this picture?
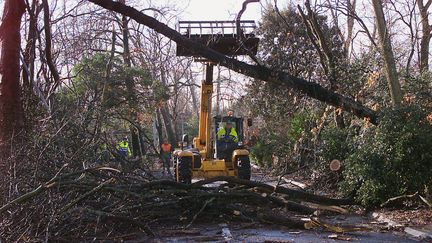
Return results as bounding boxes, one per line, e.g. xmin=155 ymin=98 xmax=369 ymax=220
xmin=217 ymin=122 xmax=237 ymax=131
xmin=214 ymin=117 xmax=243 ymax=139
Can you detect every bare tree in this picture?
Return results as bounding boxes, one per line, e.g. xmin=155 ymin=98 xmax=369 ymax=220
xmin=42 ymin=0 xmax=61 ymax=93
xmin=298 ymin=0 xmax=346 ymax=128
xmin=22 ymin=0 xmax=41 ymax=107
xmin=388 ymin=0 xmax=418 ymax=75
xmin=371 ymin=0 xmax=403 ymax=106
xmin=417 ymin=0 xmax=431 ymax=72
xmin=345 ymin=0 xmax=357 ymax=56
xmin=129 ymin=13 xmax=192 ymax=146
xmin=119 ymin=0 xmax=142 ymax=158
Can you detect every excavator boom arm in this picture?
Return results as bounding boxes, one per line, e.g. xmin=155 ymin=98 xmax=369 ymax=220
xmin=194 ymin=64 xmax=214 ymax=160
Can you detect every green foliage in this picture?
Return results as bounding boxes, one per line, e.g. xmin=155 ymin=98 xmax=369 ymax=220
xmin=250 ymin=140 xmax=273 ymax=167
xmin=58 ymin=53 xmax=152 ymax=109
xmin=249 ymin=110 xmax=317 ymax=167
xmin=258 ymin=5 xmax=328 ymax=76
xmin=339 ymin=50 xmax=385 ymax=98
xmin=340 ymin=106 xmax=432 ymax=208
xmin=321 ymin=125 xmax=351 ymax=162
xmin=51 ymin=53 xmax=154 ymax=164
xmin=243 ymin=4 xmax=345 ymax=170
xmin=403 ymin=71 xmax=432 ymax=108
xmin=287 ymin=111 xmax=316 ymax=142
xmin=151 ymin=80 xmax=170 ymax=102
xmin=244 ymin=5 xmax=328 ymax=132
xmin=183 ymin=114 xmax=199 ymax=138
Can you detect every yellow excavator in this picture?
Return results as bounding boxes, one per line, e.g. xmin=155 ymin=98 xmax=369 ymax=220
xmin=173 ymin=19 xmax=259 ymax=183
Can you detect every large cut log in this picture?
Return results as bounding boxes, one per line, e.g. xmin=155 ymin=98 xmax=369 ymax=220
xmin=87 ymin=0 xmax=378 ymax=124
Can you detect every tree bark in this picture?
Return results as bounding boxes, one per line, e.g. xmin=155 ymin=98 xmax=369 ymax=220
xmin=188 ymin=70 xmax=199 ymax=118
xmin=345 ymin=0 xmax=357 ymax=57
xmin=41 ymin=0 xmax=61 ymax=94
xmin=371 ymin=0 xmax=403 ymax=107
xmin=155 ymin=110 xmax=163 ymax=153
xmin=417 ymin=0 xmax=432 ymax=73
xmin=193 ymin=176 xmax=354 ymax=205
xmin=0 ymin=0 xmax=26 ymax=156
xmin=159 ymin=105 xmax=177 ymax=147
xmin=88 ymin=0 xmax=378 ymax=124
xmin=119 ymin=0 xmax=141 ymax=158
xmin=22 ymin=0 xmax=40 ymax=107
xmin=0 ymin=0 xmax=26 ymax=204
xmin=299 ymin=2 xmax=345 ymax=128
xmin=159 ymin=67 xmax=177 ymax=146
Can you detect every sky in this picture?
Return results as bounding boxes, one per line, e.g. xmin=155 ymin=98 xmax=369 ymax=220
xmin=149 ymin=0 xmax=266 ymax=109
xmin=176 ymin=0 xmax=264 ymax=22
xmin=0 ymin=0 xmax=264 ymax=21
xmin=175 ymin=0 xmax=264 ymax=106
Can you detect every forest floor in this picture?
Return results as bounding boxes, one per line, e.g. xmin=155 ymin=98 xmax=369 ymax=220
xmin=138 ymin=164 xmax=430 ymax=243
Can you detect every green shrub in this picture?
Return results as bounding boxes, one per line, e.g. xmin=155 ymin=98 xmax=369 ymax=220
xmin=250 ymin=140 xmax=273 ymax=167
xmin=287 ymin=111 xmax=316 ymax=142
xmin=321 ymin=125 xmax=351 ymax=163
xmin=184 ymin=115 xmax=199 ymax=138
xmin=340 ymin=106 xmax=432 ymax=208
xmin=249 ymin=110 xmax=317 ymax=168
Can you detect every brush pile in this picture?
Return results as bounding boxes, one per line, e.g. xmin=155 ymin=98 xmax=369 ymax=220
xmin=0 ymin=166 xmax=355 ymax=241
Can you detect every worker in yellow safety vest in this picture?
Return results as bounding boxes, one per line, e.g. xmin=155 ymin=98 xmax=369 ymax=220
xmin=217 ymin=122 xmax=239 ymax=143
xmin=216 ymin=121 xmax=239 ymax=161
xmin=116 ymin=137 xmax=132 ymax=158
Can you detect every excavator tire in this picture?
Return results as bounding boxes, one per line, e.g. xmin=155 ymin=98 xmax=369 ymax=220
xmin=176 ymin=156 xmax=192 ymax=184
xmin=237 ymin=156 xmax=251 ymax=180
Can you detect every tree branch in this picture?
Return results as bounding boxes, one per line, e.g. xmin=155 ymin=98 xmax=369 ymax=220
xmin=86 ymin=0 xmax=378 ymax=124
xmin=41 ymin=0 xmax=61 ymax=96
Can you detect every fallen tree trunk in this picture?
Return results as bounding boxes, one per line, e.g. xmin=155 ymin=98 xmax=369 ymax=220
xmin=87 ymin=0 xmax=378 ymax=124
xmin=257 ymin=209 xmax=306 ymax=229
xmin=193 ymin=176 xmax=354 ymax=205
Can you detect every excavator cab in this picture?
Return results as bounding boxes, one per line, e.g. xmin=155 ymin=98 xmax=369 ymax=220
xmin=214 ymin=115 xmax=244 ymax=160
xmin=173 ymin=8 xmax=259 ymax=183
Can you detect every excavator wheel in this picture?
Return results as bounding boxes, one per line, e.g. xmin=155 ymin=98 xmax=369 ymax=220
xmin=237 ymin=156 xmax=251 ymax=180
xmin=176 ymin=156 xmax=192 ymax=184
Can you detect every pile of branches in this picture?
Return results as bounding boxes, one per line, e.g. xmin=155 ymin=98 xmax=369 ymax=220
xmin=0 ymin=167 xmax=355 ymax=241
